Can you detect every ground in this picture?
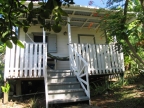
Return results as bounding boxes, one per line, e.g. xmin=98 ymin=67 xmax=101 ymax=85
xmin=91 ymin=85 xmax=144 ymax=108
xmin=0 ymin=74 xmax=144 ymax=108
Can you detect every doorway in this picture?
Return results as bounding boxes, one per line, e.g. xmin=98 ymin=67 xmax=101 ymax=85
xmin=78 ymin=34 xmax=96 ymax=44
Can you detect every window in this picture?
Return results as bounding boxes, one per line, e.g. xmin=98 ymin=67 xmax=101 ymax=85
xmin=32 ymin=33 xmax=57 ymax=53
xmin=34 ymin=36 xmax=47 ymax=43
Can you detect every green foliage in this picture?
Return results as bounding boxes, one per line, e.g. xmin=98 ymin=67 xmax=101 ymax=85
xmin=90 ymin=82 xmax=106 ymax=96
xmin=29 ymin=97 xmax=38 ymax=108
xmin=0 ymin=71 xmax=4 ymax=83
xmin=0 ymin=0 xmax=72 ymax=48
xmin=1 ymin=82 xmax=10 ymax=93
xmin=101 ymin=0 xmax=144 ymax=68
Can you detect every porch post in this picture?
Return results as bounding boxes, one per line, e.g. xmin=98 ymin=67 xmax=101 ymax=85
xmin=43 ymin=28 xmax=46 ymax=43
xmin=43 ymin=25 xmax=48 ymax=108
xmin=67 ymin=17 xmax=72 ymax=69
xmin=67 ymin=17 xmax=72 ymax=44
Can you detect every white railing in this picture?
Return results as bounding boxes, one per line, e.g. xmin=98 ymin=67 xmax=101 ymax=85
xmin=4 ymin=43 xmax=47 ymax=78
xmin=69 ymin=44 xmax=90 ymax=101
xmin=72 ymin=43 xmax=125 ymax=75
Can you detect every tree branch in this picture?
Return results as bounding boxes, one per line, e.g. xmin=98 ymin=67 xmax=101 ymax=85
xmin=125 ymin=37 xmax=144 ymax=65
xmin=8 ymin=0 xmax=14 ymax=37
xmin=121 ymin=0 xmax=129 ymax=24
xmin=140 ymin=0 xmax=144 ymax=12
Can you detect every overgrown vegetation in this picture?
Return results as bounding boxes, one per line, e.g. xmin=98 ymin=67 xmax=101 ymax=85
xmin=101 ymin=0 xmax=144 ymax=68
xmin=1 ymin=82 xmax=10 ymax=93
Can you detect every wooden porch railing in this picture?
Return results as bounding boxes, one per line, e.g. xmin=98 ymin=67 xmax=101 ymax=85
xmin=4 ymin=43 xmax=47 ymax=78
xmin=72 ymin=43 xmax=125 ymax=75
xmin=69 ymin=44 xmax=90 ymax=102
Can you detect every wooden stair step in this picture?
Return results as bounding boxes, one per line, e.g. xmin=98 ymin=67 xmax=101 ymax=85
xmin=48 ymin=89 xmax=84 ymax=94
xmin=48 ymin=76 xmax=77 ymax=83
xmin=48 ymin=82 xmax=79 ymax=85
xmin=47 ymin=72 xmax=74 ymax=77
xmin=48 ymin=96 xmax=89 ymax=104
xmin=48 ymin=76 xmax=76 ymax=78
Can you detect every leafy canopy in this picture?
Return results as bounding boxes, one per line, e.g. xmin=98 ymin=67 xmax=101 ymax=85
xmin=0 ymin=0 xmax=73 ymax=48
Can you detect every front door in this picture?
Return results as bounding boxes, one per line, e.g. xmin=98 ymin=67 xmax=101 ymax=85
xmin=78 ymin=34 xmax=96 ymax=44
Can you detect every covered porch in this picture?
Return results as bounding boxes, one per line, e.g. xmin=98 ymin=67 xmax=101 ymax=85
xmin=4 ymin=5 xmax=125 ymax=79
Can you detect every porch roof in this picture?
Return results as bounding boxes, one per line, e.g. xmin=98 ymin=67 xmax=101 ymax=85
xmin=21 ymin=1 xmax=135 ymax=30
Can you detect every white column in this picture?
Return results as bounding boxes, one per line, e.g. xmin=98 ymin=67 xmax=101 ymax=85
xmin=67 ymin=17 xmax=72 ymax=44
xmin=67 ymin=17 xmax=72 ymax=69
xmin=43 ymin=28 xmax=46 ymax=43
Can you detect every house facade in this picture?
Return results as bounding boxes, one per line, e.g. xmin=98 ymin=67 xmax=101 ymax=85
xmin=4 ymin=2 xmax=125 ymax=107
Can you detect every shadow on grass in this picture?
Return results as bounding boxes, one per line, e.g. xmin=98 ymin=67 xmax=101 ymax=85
xmin=92 ymin=95 xmax=144 ymax=108
xmin=91 ymin=73 xmax=144 ymax=108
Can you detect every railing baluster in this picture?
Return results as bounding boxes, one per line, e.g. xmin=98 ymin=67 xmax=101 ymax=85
xmin=92 ymin=44 xmax=97 ymax=74
xmin=4 ymin=47 xmax=10 ymax=79
xmin=29 ymin=44 xmax=33 ymax=77
xmin=34 ymin=44 xmax=38 ymax=77
xmin=24 ymin=43 xmax=29 ymax=77
xmin=106 ymin=45 xmax=111 ymax=72
xmin=20 ymin=45 xmax=24 ymax=77
xmin=38 ymin=44 xmax=42 ymax=77
xmin=10 ymin=44 xmax=15 ymax=77
xmin=15 ymin=45 xmax=20 ymax=77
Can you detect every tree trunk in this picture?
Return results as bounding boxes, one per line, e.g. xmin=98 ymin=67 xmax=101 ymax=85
xmin=3 ymin=92 xmax=8 ymax=104
xmin=125 ymin=37 xmax=144 ymax=66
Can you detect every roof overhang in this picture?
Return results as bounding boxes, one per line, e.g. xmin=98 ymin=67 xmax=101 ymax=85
xmin=19 ymin=1 xmax=136 ymax=30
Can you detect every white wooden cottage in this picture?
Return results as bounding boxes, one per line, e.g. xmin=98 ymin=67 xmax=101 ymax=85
xmin=4 ymin=1 xmax=125 ymax=108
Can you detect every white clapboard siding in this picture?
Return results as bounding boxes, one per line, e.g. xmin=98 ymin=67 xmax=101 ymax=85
xmin=4 ymin=43 xmax=47 ymax=78
xmin=73 ymin=43 xmax=124 ymax=75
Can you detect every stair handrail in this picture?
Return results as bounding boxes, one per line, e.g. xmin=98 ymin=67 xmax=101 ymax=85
xmin=69 ymin=44 xmax=90 ymax=101
xmin=43 ymin=44 xmax=48 ymax=108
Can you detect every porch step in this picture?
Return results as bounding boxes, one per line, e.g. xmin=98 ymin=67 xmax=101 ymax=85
xmin=48 ymin=89 xmax=84 ymax=94
xmin=48 ymin=82 xmax=81 ymax=90
xmin=45 ymin=69 xmax=89 ymax=106
xmin=48 ymin=89 xmax=85 ymax=100
xmin=48 ymin=96 xmax=89 ymax=104
xmin=47 ymin=69 xmax=74 ymax=77
xmin=48 ymin=76 xmax=77 ymax=83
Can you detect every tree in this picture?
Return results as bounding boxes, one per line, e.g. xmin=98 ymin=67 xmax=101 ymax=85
xmin=100 ymin=0 xmax=144 ymax=68
xmin=0 ymin=0 xmax=74 ymax=48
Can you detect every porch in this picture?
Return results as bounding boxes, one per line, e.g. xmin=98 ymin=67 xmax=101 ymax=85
xmin=4 ymin=42 xmax=124 ymax=79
